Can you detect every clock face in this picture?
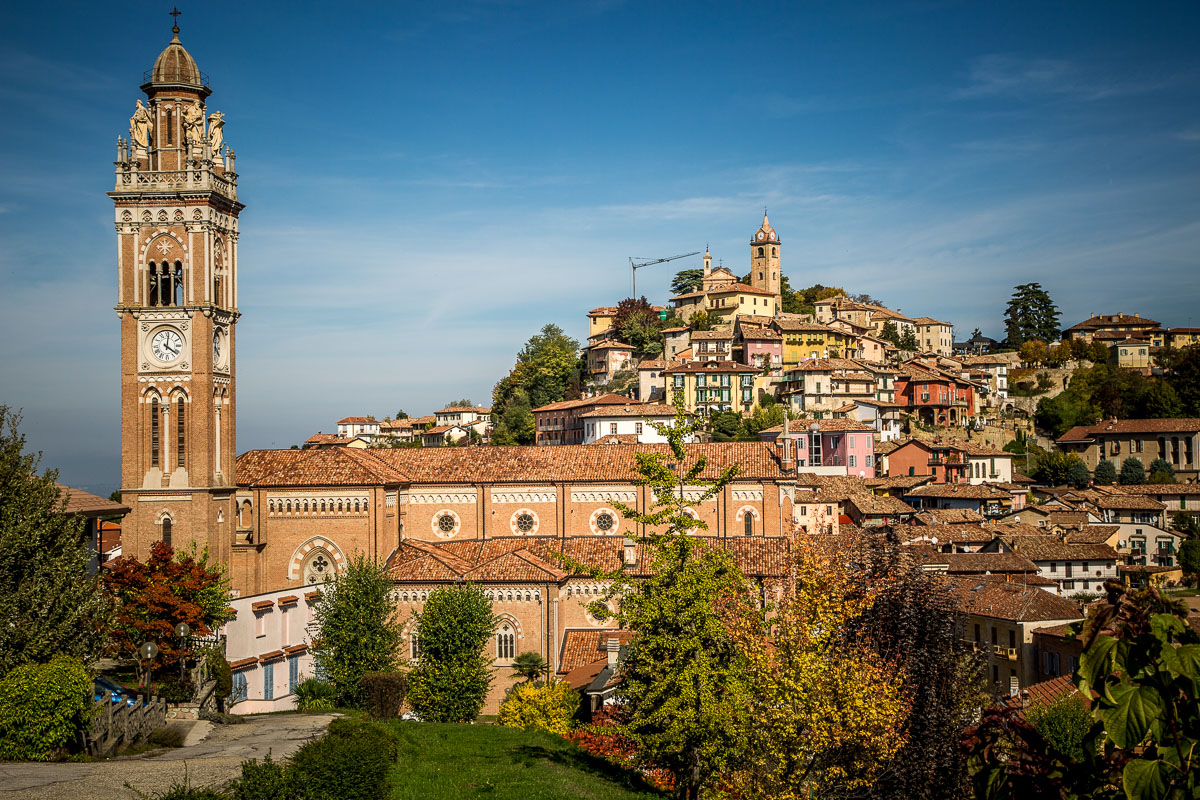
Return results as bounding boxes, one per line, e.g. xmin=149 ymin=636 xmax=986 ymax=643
xmin=757 ymin=231 xmax=765 ymax=240
xmin=213 ymin=330 xmax=223 ymax=362
xmin=151 ymin=329 xmax=184 ymax=362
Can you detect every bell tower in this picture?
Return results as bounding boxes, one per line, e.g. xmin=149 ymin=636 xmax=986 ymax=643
xmin=750 ymin=213 xmax=782 ymax=313
xmin=111 ymin=15 xmax=243 ymax=566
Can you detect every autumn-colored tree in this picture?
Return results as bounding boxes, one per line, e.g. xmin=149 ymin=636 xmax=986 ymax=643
xmin=101 ymin=542 xmax=231 ymax=693
xmin=722 ymin=533 xmax=912 ymax=799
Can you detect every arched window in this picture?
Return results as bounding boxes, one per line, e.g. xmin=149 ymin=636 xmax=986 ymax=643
xmin=174 ymin=261 xmax=184 ymax=306
xmin=744 ymin=512 xmax=754 ymax=537
xmin=165 ymin=108 xmax=173 ymax=144
xmin=410 ymin=631 xmax=420 ymax=661
xmin=150 ymin=398 xmax=160 ymax=467
xmin=161 ymin=518 xmax=172 ymax=547
xmin=758 ymin=247 xmax=764 ymax=257
xmin=238 ymin=500 xmax=251 ymax=528
xmin=496 ymin=624 xmax=516 ymax=661
xmin=176 ymin=397 xmax=185 ymax=467
xmin=772 ymin=247 xmax=777 ymax=256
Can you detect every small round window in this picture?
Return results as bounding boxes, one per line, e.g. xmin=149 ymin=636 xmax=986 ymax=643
xmin=438 ymin=514 xmax=456 ymax=533
xmin=516 ymin=513 xmax=535 ymax=533
xmin=595 ymin=512 xmax=614 ymax=532
xmin=431 ymin=509 xmax=461 ymax=538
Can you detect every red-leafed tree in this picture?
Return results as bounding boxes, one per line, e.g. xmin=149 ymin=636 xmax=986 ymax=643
xmin=100 ymin=542 xmax=231 ymax=697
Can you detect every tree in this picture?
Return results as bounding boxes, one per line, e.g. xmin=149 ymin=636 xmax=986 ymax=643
xmin=1034 ymin=451 xmax=1084 ymax=486
xmin=0 ymin=407 xmax=112 ymax=679
xmin=1019 ymin=339 xmax=1048 ymax=367
xmin=408 ymin=584 xmax=496 ymax=723
xmin=444 ymin=398 xmax=473 ymax=408
xmin=1119 ymin=456 xmax=1147 ymax=485
xmin=510 ymin=651 xmax=549 ymax=684
xmin=101 ymin=542 xmax=231 ymax=694
xmin=1148 ymin=458 xmax=1176 ymax=484
xmin=1025 ymin=693 xmax=1093 ymax=764
xmin=1066 ymin=459 xmax=1091 ymax=490
xmin=1087 ymin=340 xmax=1110 ymax=364
xmin=779 ymin=275 xmax=804 ymax=315
xmin=492 ymin=324 xmax=582 ymax=444
xmin=1163 ymin=344 xmax=1200 ymax=415
xmin=565 ymin=399 xmax=747 ymax=799
xmin=308 ymin=554 xmax=403 ymax=708
xmin=965 ymin=583 xmax=1200 ymax=800
xmin=710 ymin=411 xmax=741 ymax=440
xmin=879 ymin=320 xmax=901 ymax=346
xmin=1003 ymin=283 xmax=1060 ymax=347
xmin=899 ymin=329 xmax=919 ymax=351
xmin=1179 ymin=539 xmax=1200 ymax=577
xmin=671 ymin=268 xmax=704 ymax=296
xmin=1094 ymin=459 xmax=1117 ymax=484
xmin=1069 ymin=337 xmax=1090 ymax=361
xmin=613 ymin=297 xmax=666 ymax=359
xmin=723 ymin=534 xmax=912 ymax=798
xmin=1046 ymin=343 xmax=1072 ymax=368
xmin=689 ymin=310 xmax=713 ymax=331
xmin=1172 ymin=511 xmax=1200 ymax=539
xmin=394 ymin=410 xmax=409 ymax=420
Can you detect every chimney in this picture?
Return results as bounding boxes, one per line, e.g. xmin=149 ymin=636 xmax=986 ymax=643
xmin=622 ymin=537 xmax=637 ymax=567
xmin=603 ymin=636 xmax=622 ymax=667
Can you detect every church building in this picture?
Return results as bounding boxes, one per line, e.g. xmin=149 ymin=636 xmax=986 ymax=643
xmin=112 ymin=25 xmax=830 ymax=711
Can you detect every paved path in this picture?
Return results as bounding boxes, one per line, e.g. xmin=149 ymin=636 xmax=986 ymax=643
xmin=0 ymin=713 xmax=335 ymax=800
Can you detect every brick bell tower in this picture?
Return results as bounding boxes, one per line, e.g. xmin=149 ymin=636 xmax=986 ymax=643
xmin=111 ymin=14 xmax=243 ymax=566
xmin=750 ymin=212 xmax=782 ymax=314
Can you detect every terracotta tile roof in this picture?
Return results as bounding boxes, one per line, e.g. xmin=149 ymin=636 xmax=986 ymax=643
xmin=588 ymin=306 xmax=619 ymax=317
xmin=236 ymin=447 xmax=409 ymax=487
xmin=773 ymin=319 xmax=840 ymax=333
xmin=760 ymin=418 xmax=874 ymax=434
xmin=912 ymin=317 xmax=951 ymax=326
xmin=1063 ymin=526 xmax=1120 ymax=544
xmin=580 ymin=403 xmax=679 ymax=419
xmin=1085 ymin=494 xmax=1167 ymax=511
xmin=943 ymin=575 xmax=1083 ymax=621
xmin=1001 ymin=535 xmax=1119 ymax=562
xmin=1096 ymin=484 xmax=1200 ymax=496
xmin=229 ymin=657 xmax=258 ymax=670
xmin=463 ymin=549 xmax=568 ymax=582
xmin=564 ymin=658 xmax=610 ymax=691
xmin=589 ymin=340 xmax=636 ymax=351
xmin=907 ymin=483 xmax=1011 ymax=500
xmin=305 ymin=432 xmax=351 ymax=446
xmin=1057 ymin=418 xmax=1200 ymax=443
xmin=259 ymin=650 xmax=286 ymax=663
xmin=1064 ymin=314 xmax=1160 ymax=332
xmin=589 ymin=434 xmax=642 ymax=445
xmin=936 ymin=552 xmax=1040 ymax=574
xmin=690 ymin=330 xmax=733 ymax=340
xmin=913 ymin=508 xmax=985 ymax=525
xmin=894 ymin=523 xmax=1000 ymax=544
xmin=367 ymin=442 xmax=790 ymax=484
xmin=1031 ymin=623 xmax=1076 ymax=639
xmin=436 ymin=406 xmax=492 ymax=414
xmin=637 ymin=359 xmax=683 ymax=370
xmin=532 ymin=393 xmax=632 ymax=413
xmin=874 ymin=441 xmax=902 ymax=456
xmin=845 ymin=494 xmax=916 ymax=516
xmin=54 ymin=483 xmax=129 ymax=517
xmin=336 ymin=416 xmax=378 ymax=424
xmin=558 ymin=629 xmax=634 ymax=674
xmin=783 ymin=357 xmax=864 ymax=372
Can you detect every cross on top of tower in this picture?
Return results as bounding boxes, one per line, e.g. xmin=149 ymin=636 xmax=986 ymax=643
xmin=170 ymin=6 xmax=182 ymax=34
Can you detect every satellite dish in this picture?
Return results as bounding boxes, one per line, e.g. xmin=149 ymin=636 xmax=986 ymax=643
xmin=138 ymin=641 xmax=159 ymax=660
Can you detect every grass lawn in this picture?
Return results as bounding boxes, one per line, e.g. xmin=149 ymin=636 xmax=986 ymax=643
xmin=1167 ymin=587 xmax=1200 ymax=597
xmin=384 ymin=721 xmax=665 ymax=800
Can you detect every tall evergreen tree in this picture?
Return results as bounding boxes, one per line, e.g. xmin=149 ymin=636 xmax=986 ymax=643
xmin=1003 ymin=283 xmax=1061 ymax=347
xmin=671 ymin=268 xmax=704 ymax=296
xmin=0 ymin=407 xmax=112 ymax=678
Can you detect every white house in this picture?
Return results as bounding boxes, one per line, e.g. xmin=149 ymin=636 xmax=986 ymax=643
xmin=580 ymin=403 xmax=688 ymax=444
xmin=336 ymin=416 xmax=381 ymax=439
xmin=222 ymin=583 xmax=321 ymax=713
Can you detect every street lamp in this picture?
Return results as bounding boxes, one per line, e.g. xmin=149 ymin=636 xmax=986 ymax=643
xmin=138 ymin=640 xmax=159 ymax=700
xmin=175 ymin=622 xmax=192 ymax=687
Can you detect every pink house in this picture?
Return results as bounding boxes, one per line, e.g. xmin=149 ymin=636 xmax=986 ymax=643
xmin=760 ymin=418 xmax=877 ymax=478
xmin=737 ymin=318 xmax=783 ymax=372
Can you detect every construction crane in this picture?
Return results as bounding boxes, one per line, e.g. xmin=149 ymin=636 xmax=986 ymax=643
xmin=628 ymin=251 xmax=701 ymax=298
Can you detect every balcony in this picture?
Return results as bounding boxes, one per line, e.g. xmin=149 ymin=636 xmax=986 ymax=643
xmin=1006 ymin=647 xmax=1018 ymax=661
xmin=992 ymin=644 xmax=1005 ymax=656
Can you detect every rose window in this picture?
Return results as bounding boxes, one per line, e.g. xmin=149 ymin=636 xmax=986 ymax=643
xmin=438 ymin=514 xmax=456 ymax=533
xmin=516 ymin=513 xmax=535 ymax=533
xmin=304 ymin=552 xmax=331 ymax=584
xmin=595 ymin=512 xmax=614 ymax=532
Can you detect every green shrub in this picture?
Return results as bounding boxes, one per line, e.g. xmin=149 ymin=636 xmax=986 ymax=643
xmin=408 ymin=584 xmax=496 ymax=722
xmin=1093 ymin=459 xmax=1117 ymax=484
xmin=497 ymin=680 xmax=579 ymax=735
xmin=0 ymin=656 xmax=92 ymax=760
xmin=230 ymin=752 xmax=294 ymax=800
xmin=1026 ymin=693 xmax=1092 ymax=763
xmin=287 ymin=718 xmax=398 ymax=800
xmin=293 ymin=677 xmax=337 ymax=713
xmin=361 ymin=671 xmax=408 ymax=719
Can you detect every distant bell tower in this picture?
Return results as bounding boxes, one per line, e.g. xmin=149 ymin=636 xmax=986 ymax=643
xmin=749 ymin=213 xmax=782 ymax=314
xmin=110 ymin=13 xmax=243 ymax=566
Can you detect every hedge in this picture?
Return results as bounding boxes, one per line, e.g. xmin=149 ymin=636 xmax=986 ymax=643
xmin=0 ymin=656 xmax=92 ymax=760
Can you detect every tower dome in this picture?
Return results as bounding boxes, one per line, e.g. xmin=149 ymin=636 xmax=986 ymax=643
xmin=143 ymin=24 xmax=209 ymax=95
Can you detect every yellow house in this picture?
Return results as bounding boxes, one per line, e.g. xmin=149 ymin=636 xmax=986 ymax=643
xmin=664 ymin=361 xmax=762 ymax=417
xmin=671 ymin=283 xmax=777 ymax=325
xmin=1167 ymin=328 xmax=1200 ymax=349
xmin=774 ymin=319 xmax=858 ymax=367
xmin=587 ymin=306 xmax=618 ymax=339
xmin=1110 ymin=338 xmax=1152 ymax=369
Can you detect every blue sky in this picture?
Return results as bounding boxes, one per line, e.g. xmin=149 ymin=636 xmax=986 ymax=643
xmin=2 ymin=1 xmax=1199 ymax=494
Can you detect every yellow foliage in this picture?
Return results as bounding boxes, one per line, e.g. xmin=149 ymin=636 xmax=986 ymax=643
xmin=497 ymin=680 xmax=579 ymax=736
xmin=722 ymin=535 xmax=911 ymax=799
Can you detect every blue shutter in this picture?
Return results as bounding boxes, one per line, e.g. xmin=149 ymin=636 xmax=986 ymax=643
xmin=264 ymin=661 xmax=274 ymax=701
xmin=288 ymin=656 xmax=299 ymax=694
xmin=232 ymin=671 xmax=248 ymax=703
